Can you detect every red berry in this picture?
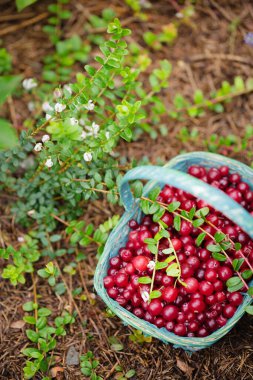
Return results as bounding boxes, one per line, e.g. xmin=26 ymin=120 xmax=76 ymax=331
xmin=165 ymin=321 xmax=175 ymax=331
xmin=115 ymin=273 xmax=129 ymax=288
xmin=205 ymin=269 xmax=218 ymax=283
xmin=218 ymin=266 xmax=233 ymax=281
xmin=162 ymin=286 xmax=179 ymax=302
xmin=228 ymin=292 xmax=243 ymax=306
xmin=173 ymin=323 xmax=187 ymax=336
xmin=223 ymin=304 xmax=236 ymax=318
xmin=128 ymin=219 xmax=139 ymax=229
xmin=171 ymin=238 xmax=182 ymax=251
xmin=103 ymin=276 xmax=114 ymax=289
xmin=199 ymin=281 xmax=214 ymax=296
xmin=120 ymin=249 xmax=133 ymax=262
xmin=189 ymin=299 xmax=206 ymax=313
xmin=148 ymin=299 xmax=163 ymax=316
xmin=217 ymin=315 xmax=227 ymax=327
xmin=162 ymin=305 xmax=179 ymax=321
xmin=132 ymin=256 xmax=150 ymax=272
xmin=109 ymin=256 xmax=121 ymax=269
xmin=185 ymin=277 xmax=199 ymax=293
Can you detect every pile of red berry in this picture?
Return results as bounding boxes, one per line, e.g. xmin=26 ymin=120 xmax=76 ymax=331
xmin=103 ymin=165 xmax=253 ymax=337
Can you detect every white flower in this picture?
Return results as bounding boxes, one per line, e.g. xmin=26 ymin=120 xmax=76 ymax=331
xmin=83 ymin=152 xmax=92 ymax=162
xmin=141 ymin=290 xmax=150 ymax=303
xmin=84 ymin=100 xmax=95 ymax=111
xmin=34 ymin=143 xmax=42 ymax=152
xmin=105 ymin=131 xmax=110 ymax=139
xmin=42 ymin=134 xmax=50 ymax=143
xmin=86 ymin=122 xmax=100 ymax=137
xmin=53 ymin=88 xmax=62 ymax=98
xmin=45 ymin=157 xmax=53 ymax=168
xmin=42 ymin=102 xmax=53 ymax=113
xmin=176 ymin=12 xmax=183 ymax=18
xmin=17 ymin=236 xmax=24 ymax=243
xmin=46 ymin=113 xmax=52 ymax=120
xmin=22 ymin=78 xmax=37 ymax=90
xmin=79 ymin=119 xmax=85 ymax=126
xmin=63 ymin=84 xmax=72 ymax=95
xmin=27 ymin=209 xmax=35 ymax=216
xmin=147 ymin=260 xmax=155 ymax=270
xmin=81 ymin=131 xmax=87 ymax=139
xmin=55 ymin=103 xmax=66 ymax=113
xmin=28 ymin=101 xmax=35 ymax=111
xmin=70 ymin=117 xmax=79 ymax=126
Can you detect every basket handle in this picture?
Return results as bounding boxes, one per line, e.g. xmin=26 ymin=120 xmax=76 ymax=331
xmin=119 ymin=165 xmax=253 ymax=238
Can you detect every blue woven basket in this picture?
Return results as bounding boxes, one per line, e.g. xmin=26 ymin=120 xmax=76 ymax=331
xmin=94 ymin=152 xmax=253 ymax=351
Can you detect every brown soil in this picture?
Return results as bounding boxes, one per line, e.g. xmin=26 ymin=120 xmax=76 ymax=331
xmin=1 ymin=1 xmax=253 ymax=379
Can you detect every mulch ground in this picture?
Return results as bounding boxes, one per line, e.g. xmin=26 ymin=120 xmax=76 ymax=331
xmin=1 ymin=0 xmax=253 ymax=379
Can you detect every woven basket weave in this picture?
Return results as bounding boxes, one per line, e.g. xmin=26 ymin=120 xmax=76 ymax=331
xmin=94 ymin=152 xmax=253 ymax=351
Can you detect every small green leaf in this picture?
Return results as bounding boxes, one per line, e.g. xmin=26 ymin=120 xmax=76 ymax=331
xmin=155 ymin=261 xmax=168 ymax=270
xmin=148 ymin=244 xmax=158 ymax=254
xmin=212 ymin=252 xmax=226 ymax=262
xmin=242 ymin=269 xmax=253 ymax=279
xmin=214 ymin=232 xmax=226 ymax=243
xmin=173 ymin=215 xmax=181 ymax=231
xmin=164 ymin=255 xmax=176 ymax=263
xmin=149 ymin=290 xmax=162 ymax=299
xmin=207 ymin=244 xmax=221 ymax=253
xmin=166 ymin=263 xmax=180 ymax=277
xmin=245 ymin=305 xmax=253 ymax=315
xmin=226 ymin=276 xmax=243 ymax=292
xmin=138 ymin=276 xmax=152 ymax=284
xmin=132 ymin=181 xmax=143 ymax=198
xmin=149 ymin=187 xmax=161 ymax=201
xmin=16 ymin=0 xmax=37 ymax=11
xmin=162 ymin=248 xmax=174 ymax=255
xmin=195 ymin=207 xmax=209 ymax=218
xmin=196 ymin=232 xmax=206 ymax=246
xmin=0 ymin=75 xmax=22 ymax=105
xmin=232 ymin=258 xmax=244 ymax=271
xmin=192 ymin=218 xmax=204 ymax=228
xmin=0 ymin=118 xmax=18 ymax=150
xmin=167 ymin=201 xmax=181 ymax=212
xmin=234 ymin=242 xmax=242 ymax=251
xmin=144 ymin=238 xmax=156 ymax=245
xmin=26 ymin=329 xmax=39 ymax=343
xmin=23 ymin=301 xmax=35 ymax=312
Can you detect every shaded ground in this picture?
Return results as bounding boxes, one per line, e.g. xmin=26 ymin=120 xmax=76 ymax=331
xmin=1 ymin=0 xmax=253 ymax=379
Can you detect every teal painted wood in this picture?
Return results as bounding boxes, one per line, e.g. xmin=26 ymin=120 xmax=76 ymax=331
xmin=94 ymin=152 xmax=253 ymax=351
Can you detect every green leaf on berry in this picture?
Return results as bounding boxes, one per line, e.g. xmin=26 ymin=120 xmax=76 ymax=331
xmin=247 ymin=287 xmax=253 ymax=297
xmin=144 ymin=238 xmax=156 ymax=245
xmin=234 ymin=242 xmax=242 ymax=251
xmin=149 ymin=290 xmax=162 ymax=299
xmin=166 ymin=263 xmax=180 ymax=277
xmin=192 ymin=218 xmax=204 ymax=228
xmin=148 ymin=187 xmax=161 ymax=201
xmin=155 ymin=261 xmax=168 ymax=270
xmin=196 ymin=232 xmax=206 ymax=246
xmin=212 ymin=252 xmax=226 ymax=261
xmin=164 ymin=255 xmax=176 ymax=263
xmin=153 ymin=208 xmax=165 ymax=222
xmin=162 ymin=248 xmax=174 ymax=255
xmin=173 ymin=215 xmax=181 ymax=231
xmin=214 ymin=231 xmax=226 ymax=243
xmin=148 ymin=244 xmax=158 ymax=254
xmin=195 ymin=207 xmax=209 ymax=218
xmin=167 ymin=201 xmax=181 ymax=212
xmin=207 ymin=244 xmax=221 ymax=253
xmin=242 ymin=269 xmax=253 ymax=279
xmin=232 ymin=258 xmax=244 ymax=271
xmin=226 ymin=276 xmax=244 ymax=292
xmin=138 ymin=276 xmax=152 ymax=284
